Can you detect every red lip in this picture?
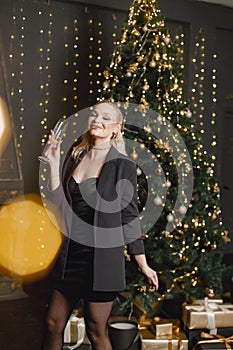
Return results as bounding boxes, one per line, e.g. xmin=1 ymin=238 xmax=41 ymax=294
xmin=91 ymin=124 xmax=102 ymax=130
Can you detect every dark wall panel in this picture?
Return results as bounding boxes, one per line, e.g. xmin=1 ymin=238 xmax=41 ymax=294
xmin=0 ymin=1 xmax=232 ymax=241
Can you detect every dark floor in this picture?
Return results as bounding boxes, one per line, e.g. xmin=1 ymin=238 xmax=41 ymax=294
xmin=0 ymin=274 xmax=92 ymax=350
xmin=0 ymin=254 xmax=232 ymax=350
xmin=0 ymin=272 xmax=130 ymax=350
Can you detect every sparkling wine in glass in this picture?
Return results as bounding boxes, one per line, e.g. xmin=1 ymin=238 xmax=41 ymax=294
xmin=38 ymin=118 xmax=68 ymax=164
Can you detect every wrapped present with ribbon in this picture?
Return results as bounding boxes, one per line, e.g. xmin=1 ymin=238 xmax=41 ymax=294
xmin=182 ymin=299 xmax=233 ymax=349
xmin=191 ymin=298 xmax=223 ymax=305
xmin=182 ymin=299 xmax=233 ymax=331
xmin=63 ymin=313 xmax=85 ymax=349
xmin=140 ymin=321 xmax=188 ymax=350
xmin=139 ymin=314 xmax=180 ymax=337
xmin=193 ymin=331 xmax=233 ymax=350
xmin=184 ymin=325 xmax=233 ymax=350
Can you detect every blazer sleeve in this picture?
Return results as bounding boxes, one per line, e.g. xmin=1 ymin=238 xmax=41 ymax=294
xmin=121 ymin=160 xmax=145 ymax=255
xmin=42 ymin=147 xmax=75 ymax=237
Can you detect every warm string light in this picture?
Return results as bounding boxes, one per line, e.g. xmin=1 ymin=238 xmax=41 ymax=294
xmin=18 ymin=6 xmax=26 ymax=157
xmin=38 ymin=10 xmax=45 ymax=142
xmin=98 ymin=13 xmax=119 ymax=100
xmin=100 ymin=0 xmax=226 ymax=304
xmin=174 ymin=29 xmax=185 ymax=91
xmin=190 ymin=28 xmax=206 ymax=133
xmin=62 ymin=17 xmax=69 ymax=118
xmin=38 ymin=9 xmax=53 ymax=147
xmin=10 ymin=4 xmax=26 ymax=159
xmin=9 ymin=3 xmax=16 ymax=100
xmin=73 ymin=18 xmax=79 ymax=110
xmin=112 ymin=13 xmax=118 ymax=46
xmin=96 ymin=21 xmax=103 ymax=93
xmin=174 ymin=31 xmax=185 ymax=65
xmin=191 ymin=30 xmax=218 ymax=156
xmin=85 ymin=8 xmax=110 ymax=102
xmin=103 ymin=5 xmax=190 ymax=122
xmin=87 ymin=11 xmax=94 ymax=102
xmin=95 ymin=20 xmax=103 ymax=95
xmin=103 ymin=4 xmax=193 ymax=238
xmin=138 ymin=267 xmax=198 ymax=299
xmin=210 ymin=53 xmax=218 ymax=156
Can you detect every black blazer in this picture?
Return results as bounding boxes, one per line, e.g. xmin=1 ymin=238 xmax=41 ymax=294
xmin=46 ymin=145 xmax=145 ymax=291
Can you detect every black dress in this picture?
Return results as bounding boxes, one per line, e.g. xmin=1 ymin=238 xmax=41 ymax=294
xmin=55 ymin=177 xmax=117 ymax=303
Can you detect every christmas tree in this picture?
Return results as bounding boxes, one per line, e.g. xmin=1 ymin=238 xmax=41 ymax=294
xmin=99 ymin=0 xmax=229 ymax=314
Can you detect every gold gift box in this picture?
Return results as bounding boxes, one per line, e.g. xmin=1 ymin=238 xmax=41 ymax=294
xmin=139 ymin=315 xmax=174 ymax=336
xmin=140 ymin=328 xmax=188 ymax=350
xmin=153 ymin=322 xmax=173 ymax=336
xmin=182 ymin=303 xmax=233 ymax=329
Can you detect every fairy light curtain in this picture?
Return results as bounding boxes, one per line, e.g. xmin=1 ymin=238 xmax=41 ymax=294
xmin=6 ymin=1 xmax=194 ymax=149
xmin=4 ymin=0 xmax=219 ymax=176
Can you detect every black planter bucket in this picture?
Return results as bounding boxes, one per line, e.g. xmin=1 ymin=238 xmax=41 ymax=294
xmin=108 ymin=320 xmax=141 ymax=350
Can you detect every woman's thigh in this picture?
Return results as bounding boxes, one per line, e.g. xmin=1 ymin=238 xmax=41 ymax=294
xmin=46 ymin=289 xmax=75 ymax=332
xmin=84 ymin=300 xmax=113 ymax=335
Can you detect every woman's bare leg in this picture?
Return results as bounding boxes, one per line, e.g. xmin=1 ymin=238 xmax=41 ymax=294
xmin=41 ymin=289 xmax=74 ymax=350
xmin=84 ymin=300 xmax=113 ymax=350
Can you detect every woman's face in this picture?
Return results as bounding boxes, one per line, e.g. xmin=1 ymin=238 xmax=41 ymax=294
xmin=88 ymin=103 xmax=121 ymax=141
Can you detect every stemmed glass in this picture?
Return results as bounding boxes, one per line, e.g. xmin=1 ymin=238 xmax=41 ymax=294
xmin=38 ymin=118 xmax=68 ymax=164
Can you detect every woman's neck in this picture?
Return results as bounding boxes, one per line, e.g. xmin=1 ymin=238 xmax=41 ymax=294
xmin=91 ymin=139 xmax=111 ymax=150
xmin=87 ymin=139 xmax=112 ymax=159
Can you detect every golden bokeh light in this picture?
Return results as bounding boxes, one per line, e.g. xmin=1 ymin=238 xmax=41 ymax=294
xmin=0 ymin=97 xmax=12 ymax=156
xmin=0 ymin=193 xmax=62 ymax=282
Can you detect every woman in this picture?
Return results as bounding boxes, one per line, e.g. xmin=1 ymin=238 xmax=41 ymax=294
xmin=42 ymin=101 xmax=158 ymax=350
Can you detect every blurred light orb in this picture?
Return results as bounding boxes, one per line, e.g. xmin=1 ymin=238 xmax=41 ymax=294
xmin=0 ymin=97 xmax=12 ymax=156
xmin=0 ymin=193 xmax=62 ymax=282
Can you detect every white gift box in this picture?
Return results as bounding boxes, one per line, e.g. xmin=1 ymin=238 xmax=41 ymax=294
xmin=64 ymin=315 xmax=85 ymax=349
xmin=192 ymin=297 xmax=223 ymax=305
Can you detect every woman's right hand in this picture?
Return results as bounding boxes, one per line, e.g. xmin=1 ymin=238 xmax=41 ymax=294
xmin=44 ymin=130 xmax=61 ymax=170
xmin=45 ymin=131 xmax=62 ymax=191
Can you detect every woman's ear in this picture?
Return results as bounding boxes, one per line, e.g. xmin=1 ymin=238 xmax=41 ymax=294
xmin=114 ymin=125 xmax=121 ymax=133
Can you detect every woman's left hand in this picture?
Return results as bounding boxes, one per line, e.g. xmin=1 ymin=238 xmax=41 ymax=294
xmin=140 ymin=265 xmax=159 ymax=291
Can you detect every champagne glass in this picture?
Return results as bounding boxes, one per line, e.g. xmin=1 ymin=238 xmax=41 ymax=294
xmin=38 ymin=118 xmax=68 ymax=164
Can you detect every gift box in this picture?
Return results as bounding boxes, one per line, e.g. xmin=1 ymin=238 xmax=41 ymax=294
xmin=139 ymin=315 xmax=174 ymax=336
xmin=182 ymin=302 xmax=233 ymax=330
xmin=63 ymin=314 xmax=85 ymax=348
xmin=191 ymin=298 xmax=223 ymax=305
xmin=140 ymin=327 xmax=188 ymax=350
xmin=193 ymin=332 xmax=233 ymax=350
xmin=153 ymin=321 xmax=173 ymax=337
xmin=196 ymin=344 xmax=233 ymax=349
xmin=185 ymin=327 xmax=233 ymax=350
xmin=138 ymin=314 xmax=187 ymax=349
xmin=195 ymin=343 xmax=233 ymax=349
xmin=182 ymin=299 xmax=233 ymax=349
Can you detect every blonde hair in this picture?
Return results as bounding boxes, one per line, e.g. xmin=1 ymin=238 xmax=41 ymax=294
xmin=72 ymin=101 xmax=126 ymax=159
